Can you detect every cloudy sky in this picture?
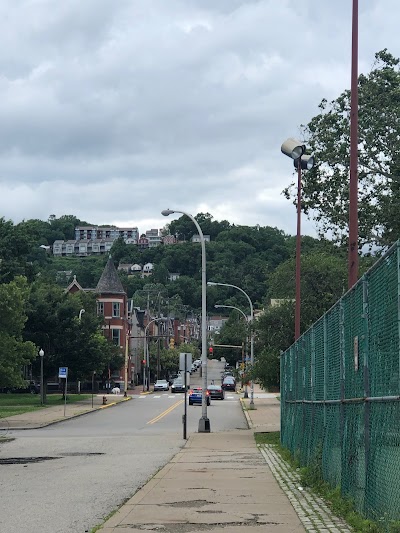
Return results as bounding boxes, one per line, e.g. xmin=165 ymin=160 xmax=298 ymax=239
xmin=0 ymin=0 xmax=398 ymax=237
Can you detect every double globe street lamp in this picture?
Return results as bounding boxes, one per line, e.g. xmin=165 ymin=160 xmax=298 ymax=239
xmin=162 ymin=209 xmax=210 ymax=433
xmin=281 ymin=138 xmax=315 ymax=341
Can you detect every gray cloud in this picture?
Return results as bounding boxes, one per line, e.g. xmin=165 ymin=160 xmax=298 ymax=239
xmin=0 ymin=0 xmax=399 ymax=239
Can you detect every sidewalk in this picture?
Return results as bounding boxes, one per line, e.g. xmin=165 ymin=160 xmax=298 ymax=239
xmin=0 ymin=393 xmax=132 ymax=430
xmin=96 ymin=387 xmax=352 ymax=533
xmin=0 ymin=387 xmax=353 ymax=533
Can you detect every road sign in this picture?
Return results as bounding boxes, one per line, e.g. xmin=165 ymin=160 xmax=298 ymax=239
xmin=179 ymin=353 xmax=192 ymax=372
xmin=58 ymin=367 xmax=68 ymax=378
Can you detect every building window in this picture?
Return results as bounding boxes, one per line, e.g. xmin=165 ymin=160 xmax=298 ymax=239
xmin=113 ymin=302 xmax=120 ymax=317
xmin=97 ymin=302 xmax=104 ymax=315
xmin=112 ymin=329 xmax=120 ymax=345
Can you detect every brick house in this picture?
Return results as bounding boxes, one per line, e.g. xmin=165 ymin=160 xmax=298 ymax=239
xmin=66 ymin=256 xmax=131 ymax=391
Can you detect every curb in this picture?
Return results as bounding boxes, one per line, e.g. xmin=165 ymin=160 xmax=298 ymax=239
xmin=0 ymin=396 xmax=133 ymax=431
xmin=98 ymin=396 xmax=132 ymax=409
xmin=239 ymin=397 xmax=252 ymax=429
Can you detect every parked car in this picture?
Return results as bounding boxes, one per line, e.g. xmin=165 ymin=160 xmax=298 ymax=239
xmin=171 ymin=378 xmax=187 ymax=393
xmin=154 ymin=379 xmax=169 ymax=392
xmin=189 ymin=387 xmax=210 ymax=406
xmin=222 ymin=376 xmax=236 ymax=391
xmin=207 ymin=384 xmax=225 ymax=400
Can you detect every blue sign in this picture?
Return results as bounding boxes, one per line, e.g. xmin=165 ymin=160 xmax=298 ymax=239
xmin=58 ymin=367 xmax=68 ymax=378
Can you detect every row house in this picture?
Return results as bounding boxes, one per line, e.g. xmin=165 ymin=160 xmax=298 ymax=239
xmin=53 ymin=239 xmax=114 ymax=257
xmin=117 ymin=263 xmax=154 ymax=277
xmin=75 ymin=225 xmax=139 ymax=243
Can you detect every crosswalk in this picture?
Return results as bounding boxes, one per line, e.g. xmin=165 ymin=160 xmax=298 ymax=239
xmin=138 ymin=394 xmax=237 ymax=400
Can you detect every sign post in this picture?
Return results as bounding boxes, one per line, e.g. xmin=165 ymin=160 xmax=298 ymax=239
xmin=58 ymin=367 xmax=68 ymax=416
xmin=179 ymin=353 xmax=192 ymax=440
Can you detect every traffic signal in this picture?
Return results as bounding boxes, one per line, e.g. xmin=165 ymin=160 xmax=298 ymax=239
xmin=209 ymin=346 xmax=213 ymax=355
xmin=141 ymin=359 xmax=146 ymax=366
xmin=169 ymin=338 xmax=175 ymax=349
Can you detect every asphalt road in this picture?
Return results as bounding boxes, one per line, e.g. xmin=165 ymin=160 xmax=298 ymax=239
xmin=0 ymin=359 xmax=247 ymax=533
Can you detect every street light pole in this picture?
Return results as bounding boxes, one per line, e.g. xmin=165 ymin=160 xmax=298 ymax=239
xmin=215 ymin=304 xmax=249 ymax=398
xmin=144 ymin=317 xmax=166 ymax=391
xmin=39 ymin=348 xmax=44 ymax=406
xmin=162 ymin=208 xmax=210 ymax=432
xmin=208 ymin=281 xmax=255 ymax=409
xmin=281 ymin=139 xmax=315 ymax=340
xmin=349 ymin=0 xmax=359 ymax=288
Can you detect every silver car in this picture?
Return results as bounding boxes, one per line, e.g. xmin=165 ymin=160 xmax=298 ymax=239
xmin=154 ymin=379 xmax=169 ymax=392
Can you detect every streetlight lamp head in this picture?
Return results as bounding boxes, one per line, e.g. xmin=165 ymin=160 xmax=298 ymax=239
xmin=281 ymin=138 xmax=306 ymax=160
xmin=207 ymin=281 xmax=217 ymax=286
xmin=161 ymin=209 xmax=175 ymax=216
xmin=294 ymin=154 xmax=315 ymax=171
xmin=39 ymin=348 xmax=44 ymax=357
xmin=214 ymin=305 xmax=221 ymax=308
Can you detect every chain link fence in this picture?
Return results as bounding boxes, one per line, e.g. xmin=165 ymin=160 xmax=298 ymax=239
xmin=280 ymin=241 xmax=400 ymax=529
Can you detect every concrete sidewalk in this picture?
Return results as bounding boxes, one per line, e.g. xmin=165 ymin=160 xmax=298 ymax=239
xmin=96 ymin=390 xmax=352 ymax=533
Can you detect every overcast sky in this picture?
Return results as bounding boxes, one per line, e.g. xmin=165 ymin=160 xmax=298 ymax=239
xmin=0 ymin=0 xmax=398 ymax=238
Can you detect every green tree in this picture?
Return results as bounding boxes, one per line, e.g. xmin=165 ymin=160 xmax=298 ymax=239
xmin=212 ymin=313 xmax=247 ymax=367
xmin=266 ymin=251 xmax=347 ymax=330
xmin=251 ymin=302 xmax=295 ymax=390
xmin=0 ymin=218 xmax=33 ymax=282
xmin=0 ymin=277 xmax=37 ymax=387
xmin=285 ymin=50 xmax=400 ymax=248
xmin=24 ymin=282 xmax=123 ymax=387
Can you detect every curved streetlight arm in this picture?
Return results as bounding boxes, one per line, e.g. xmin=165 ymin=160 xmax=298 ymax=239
xmin=214 ymin=304 xmax=248 ymax=322
xmin=162 ymin=208 xmax=210 ymax=432
xmin=208 ymin=282 xmax=253 ymax=321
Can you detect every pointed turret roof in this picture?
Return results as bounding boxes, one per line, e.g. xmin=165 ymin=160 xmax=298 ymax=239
xmin=96 ymin=256 xmax=126 ymax=295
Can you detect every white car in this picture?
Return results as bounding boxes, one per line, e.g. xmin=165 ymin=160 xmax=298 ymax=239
xmin=154 ymin=379 xmax=169 ymax=392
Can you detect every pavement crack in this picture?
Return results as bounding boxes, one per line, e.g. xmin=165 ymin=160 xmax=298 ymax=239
xmin=164 ymin=499 xmax=213 ymax=508
xmin=0 ymin=456 xmax=59 ymax=465
xmin=125 ymin=520 xmax=279 ymax=532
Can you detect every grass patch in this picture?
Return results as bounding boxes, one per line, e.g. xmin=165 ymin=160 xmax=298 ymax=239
xmin=0 ymin=394 xmax=92 ymax=419
xmin=255 ymin=431 xmax=393 ymax=533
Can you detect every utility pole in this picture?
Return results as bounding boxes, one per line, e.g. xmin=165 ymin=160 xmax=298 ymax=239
xmin=157 ymin=295 xmax=161 ymax=379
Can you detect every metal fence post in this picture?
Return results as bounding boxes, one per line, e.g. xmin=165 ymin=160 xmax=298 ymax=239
xmin=362 ymin=276 xmax=370 ymax=514
xmin=339 ymin=300 xmax=345 ymax=484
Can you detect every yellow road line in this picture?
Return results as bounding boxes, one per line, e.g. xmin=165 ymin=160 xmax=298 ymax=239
xmin=147 ymin=399 xmax=184 ymax=425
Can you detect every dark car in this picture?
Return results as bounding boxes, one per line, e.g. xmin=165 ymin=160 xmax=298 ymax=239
xmin=222 ymin=376 xmax=236 ymax=391
xmin=207 ymin=384 xmax=225 ymax=400
xmin=189 ymin=387 xmax=210 ymax=406
xmin=171 ymin=379 xmax=187 ymax=393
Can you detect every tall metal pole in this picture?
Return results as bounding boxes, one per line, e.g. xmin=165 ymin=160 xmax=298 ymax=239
xmin=348 ymin=0 xmax=359 ymax=288
xmin=295 ymin=159 xmax=302 ymax=340
xmin=161 ymin=209 xmax=210 ymax=432
xmin=40 ymin=349 xmax=44 ymax=406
